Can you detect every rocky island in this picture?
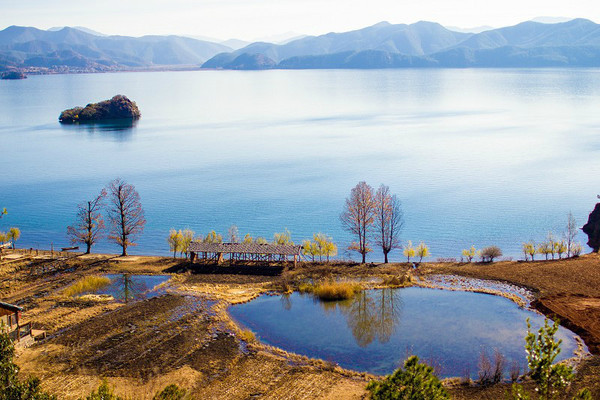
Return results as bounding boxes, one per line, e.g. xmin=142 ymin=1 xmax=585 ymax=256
xmin=1 ymin=71 xmax=27 ymax=80
xmin=59 ymin=95 xmax=141 ymax=124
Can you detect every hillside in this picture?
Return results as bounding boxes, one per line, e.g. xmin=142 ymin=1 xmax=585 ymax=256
xmin=0 ymin=26 xmax=232 ymax=72
xmin=2 ymin=19 xmax=600 ymax=73
xmin=203 ymin=19 xmax=600 ymax=70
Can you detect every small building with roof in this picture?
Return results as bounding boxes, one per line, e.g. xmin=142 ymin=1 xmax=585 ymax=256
xmin=0 ymin=301 xmax=40 ymax=346
xmin=189 ymin=242 xmax=303 ymax=267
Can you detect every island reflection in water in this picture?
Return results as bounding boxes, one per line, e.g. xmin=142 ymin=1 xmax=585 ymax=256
xmin=59 ymin=119 xmax=137 ymax=140
xmin=229 ymin=287 xmax=580 ymax=377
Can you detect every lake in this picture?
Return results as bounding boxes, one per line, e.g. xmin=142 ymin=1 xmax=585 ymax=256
xmin=228 ymin=287 xmax=581 ymax=377
xmin=1 ymin=69 xmax=599 ymax=260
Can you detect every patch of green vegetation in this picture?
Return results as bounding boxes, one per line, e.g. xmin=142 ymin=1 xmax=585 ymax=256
xmin=0 ymin=325 xmax=57 ymax=399
xmin=153 ymin=384 xmax=187 ymax=400
xmin=508 ymin=318 xmax=592 ymax=400
xmin=367 ymin=355 xmax=449 ymax=399
xmin=63 ymin=275 xmax=111 ymax=297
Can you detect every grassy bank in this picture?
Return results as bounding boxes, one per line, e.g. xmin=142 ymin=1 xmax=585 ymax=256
xmin=62 ymin=275 xmax=111 ymax=297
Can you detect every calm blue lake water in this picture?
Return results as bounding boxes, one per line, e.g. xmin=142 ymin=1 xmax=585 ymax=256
xmin=1 ymin=69 xmax=599 ymax=260
xmin=228 ymin=288 xmax=581 ymax=377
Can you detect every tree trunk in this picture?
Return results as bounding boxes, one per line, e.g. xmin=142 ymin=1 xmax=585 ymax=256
xmin=384 ymin=252 xmax=389 ymax=263
xmin=85 ymin=242 xmax=91 ymax=254
xmin=362 ymin=252 xmax=366 ymax=264
xmin=122 ymin=244 xmax=127 ymax=257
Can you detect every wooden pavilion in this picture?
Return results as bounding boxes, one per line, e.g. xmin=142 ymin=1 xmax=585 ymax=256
xmin=189 ymin=242 xmax=303 ymax=267
xmin=0 ymin=301 xmax=35 ymax=345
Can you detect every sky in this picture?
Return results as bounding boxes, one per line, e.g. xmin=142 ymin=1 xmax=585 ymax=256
xmin=1 ymin=0 xmax=598 ymax=41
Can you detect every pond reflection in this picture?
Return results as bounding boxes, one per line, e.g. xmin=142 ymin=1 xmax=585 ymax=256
xmin=229 ymin=287 xmax=581 ymax=377
xmin=95 ymin=274 xmax=170 ymax=303
xmin=319 ymin=289 xmax=402 ymax=347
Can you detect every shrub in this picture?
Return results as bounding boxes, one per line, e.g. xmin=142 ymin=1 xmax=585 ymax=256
xmin=416 ymin=242 xmax=430 ymax=262
xmin=86 ymin=380 xmax=122 ymax=400
xmin=480 ymin=246 xmax=502 ymax=262
xmin=314 ymin=281 xmax=360 ymax=301
xmin=1 ymin=327 xmax=57 ymax=399
xmin=522 ymin=242 xmax=536 ymax=261
xmin=462 ymin=246 xmax=477 ymax=262
xmin=508 ymin=317 xmax=592 ymax=400
xmin=153 ymin=384 xmax=186 ymax=400
xmin=571 ymin=243 xmax=582 ymax=257
xmin=509 ymin=360 xmax=520 ymax=383
xmin=492 ymin=349 xmax=505 ymax=384
xmin=297 ymin=282 xmax=315 ymax=293
xmin=382 ymin=274 xmax=412 ymax=287
xmin=63 ymin=275 xmax=111 ymax=297
xmin=367 ymin=355 xmax=449 ymax=399
xmin=478 ymin=350 xmax=493 ymax=385
xmin=239 ymin=329 xmax=256 ymax=343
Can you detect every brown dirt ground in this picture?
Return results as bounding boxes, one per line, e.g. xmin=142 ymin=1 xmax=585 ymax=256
xmin=2 ymin=252 xmax=600 ymax=399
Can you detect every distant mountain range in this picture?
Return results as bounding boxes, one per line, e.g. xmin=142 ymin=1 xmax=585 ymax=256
xmin=0 ymin=26 xmax=232 ymax=72
xmin=203 ymin=18 xmax=600 ymax=70
xmin=1 ymin=18 xmax=600 ymax=73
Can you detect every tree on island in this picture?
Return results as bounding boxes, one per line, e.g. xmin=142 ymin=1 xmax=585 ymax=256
xmin=341 ymin=181 xmax=375 ymax=263
xmin=67 ymin=189 xmax=106 ymax=254
xmin=374 ymin=185 xmax=404 ymax=263
xmin=0 ymin=208 xmax=6 ymax=218
xmin=107 ymin=179 xmax=146 ymax=256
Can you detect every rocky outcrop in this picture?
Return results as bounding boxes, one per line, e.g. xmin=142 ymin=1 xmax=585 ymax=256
xmin=59 ymin=95 xmax=141 ymax=124
xmin=582 ymin=202 xmax=600 ymax=252
xmin=1 ymin=71 xmax=26 ymax=79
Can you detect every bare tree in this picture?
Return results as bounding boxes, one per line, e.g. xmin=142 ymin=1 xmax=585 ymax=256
xmin=374 ymin=185 xmax=404 ymax=263
xmin=564 ymin=212 xmax=578 ymax=257
xmin=67 ymin=189 xmax=106 ymax=254
xmin=341 ymin=181 xmax=375 ymax=263
xmin=228 ymin=225 xmax=240 ymax=243
xmin=107 ymin=179 xmax=146 ymax=256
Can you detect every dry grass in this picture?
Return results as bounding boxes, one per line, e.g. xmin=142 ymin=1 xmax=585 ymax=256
xmin=239 ymin=329 xmax=256 ymax=343
xmin=62 ymin=275 xmax=111 ymax=297
xmin=297 ymin=282 xmax=316 ymax=293
xmin=381 ymin=274 xmax=413 ymax=287
xmin=314 ymin=282 xmax=361 ymax=301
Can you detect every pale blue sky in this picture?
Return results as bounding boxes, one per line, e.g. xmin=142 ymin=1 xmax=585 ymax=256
xmin=1 ymin=0 xmax=598 ymax=40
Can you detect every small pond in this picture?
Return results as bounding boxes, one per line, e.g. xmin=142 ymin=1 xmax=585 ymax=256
xmin=94 ymin=274 xmax=171 ymax=303
xmin=228 ymin=287 xmax=581 ymax=378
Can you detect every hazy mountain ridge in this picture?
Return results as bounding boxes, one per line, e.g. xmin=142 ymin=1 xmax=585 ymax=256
xmin=0 ymin=26 xmax=232 ymax=72
xmin=2 ymin=19 xmax=600 ymax=73
xmin=203 ymin=18 xmax=600 ymax=69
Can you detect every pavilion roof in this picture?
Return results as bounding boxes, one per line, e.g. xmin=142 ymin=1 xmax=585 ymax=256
xmin=188 ymin=241 xmax=302 ymax=256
